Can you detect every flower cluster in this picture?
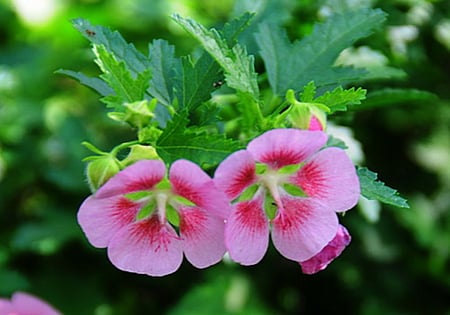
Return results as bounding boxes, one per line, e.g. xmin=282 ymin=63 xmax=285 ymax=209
xmin=78 ymin=128 xmax=360 ymax=276
xmin=0 ymin=292 xmax=61 ymax=315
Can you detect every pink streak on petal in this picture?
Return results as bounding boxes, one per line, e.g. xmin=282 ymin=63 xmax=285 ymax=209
xmin=77 ymin=195 xmax=140 ymax=248
xmin=290 ymin=147 xmax=360 ymax=212
xmin=247 ymin=129 xmax=327 ymax=169
xmin=10 ymin=292 xmax=61 ymax=315
xmin=300 ymin=224 xmax=351 ymax=274
xmin=271 ymin=196 xmax=338 ymax=262
xmin=170 ymin=159 xmax=231 ymax=219
xmin=225 ymin=196 xmax=269 ymax=265
xmin=214 ymin=150 xmax=257 ymax=200
xmin=96 ymin=160 xmax=165 ymax=199
xmin=179 ymin=206 xmax=226 ymax=268
xmin=108 ymin=217 xmax=183 ymax=277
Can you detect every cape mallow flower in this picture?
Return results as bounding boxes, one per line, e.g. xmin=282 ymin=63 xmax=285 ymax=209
xmin=0 ymin=291 xmax=61 ymax=315
xmin=214 ymin=129 xmax=359 ymax=267
xmin=78 ymin=159 xmax=230 ymax=277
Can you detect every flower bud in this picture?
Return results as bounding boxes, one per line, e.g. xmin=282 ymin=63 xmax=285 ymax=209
xmin=121 ymin=144 xmax=159 ymax=166
xmin=299 ymin=224 xmax=351 ymax=274
xmin=285 ymin=89 xmax=329 ymax=130
xmin=85 ymin=155 xmax=121 ymax=192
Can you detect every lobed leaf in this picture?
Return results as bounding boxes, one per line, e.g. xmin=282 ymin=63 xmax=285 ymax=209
xmin=172 ymin=13 xmax=259 ymax=100
xmin=156 ymin=114 xmax=241 ymax=167
xmin=314 ymin=86 xmax=367 ymax=113
xmin=357 ymin=167 xmax=409 ymax=208
xmin=256 ymin=9 xmax=387 ymax=95
xmin=94 ymin=45 xmax=151 ymax=110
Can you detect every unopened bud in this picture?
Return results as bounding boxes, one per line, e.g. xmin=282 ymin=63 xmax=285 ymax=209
xmin=121 ymin=145 xmax=159 ymax=166
xmin=86 ymin=155 xmax=121 ymax=191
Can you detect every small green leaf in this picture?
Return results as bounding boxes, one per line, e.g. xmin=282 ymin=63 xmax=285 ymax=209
xmin=357 ymin=166 xmax=409 ymax=208
xmin=314 ymin=85 xmax=366 ymax=113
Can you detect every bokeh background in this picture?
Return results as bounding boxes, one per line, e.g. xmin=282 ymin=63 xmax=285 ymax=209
xmin=0 ymin=0 xmax=449 ymax=314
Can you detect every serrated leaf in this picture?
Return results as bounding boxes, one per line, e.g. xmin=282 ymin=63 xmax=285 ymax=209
xmin=147 ymin=39 xmax=181 ymax=107
xmin=314 ymin=86 xmax=366 ymax=113
xmin=72 ymin=18 xmax=151 ymax=75
xmin=56 ymin=69 xmax=113 ymax=96
xmin=94 ymin=45 xmax=151 ymax=109
xmin=174 ymin=53 xmax=222 ymax=112
xmin=362 ymin=88 xmax=438 ymax=109
xmin=357 ymin=167 xmax=409 ymax=208
xmin=172 ymin=13 xmax=259 ymax=100
xmin=156 ymin=114 xmax=241 ymax=167
xmin=256 ymin=9 xmax=386 ymax=95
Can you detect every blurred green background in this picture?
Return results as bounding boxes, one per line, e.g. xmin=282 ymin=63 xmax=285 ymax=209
xmin=0 ymin=0 xmax=449 ymax=314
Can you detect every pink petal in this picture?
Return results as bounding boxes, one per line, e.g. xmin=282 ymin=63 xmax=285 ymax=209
xmin=107 ymin=217 xmax=183 ymax=277
xmin=179 ymin=206 xmax=226 ymax=268
xmin=290 ymin=147 xmax=360 ymax=212
xmin=247 ymin=129 xmax=327 ymax=169
xmin=170 ymin=159 xmax=231 ymax=219
xmin=214 ymin=150 xmax=257 ymax=200
xmin=96 ymin=160 xmax=165 ymax=199
xmin=300 ymin=224 xmax=351 ymax=274
xmin=271 ymin=196 xmax=338 ymax=262
xmin=0 ymin=299 xmax=14 ymax=313
xmin=225 ymin=196 xmax=269 ymax=265
xmin=10 ymin=292 xmax=61 ymax=315
xmin=77 ymin=195 xmax=140 ymax=248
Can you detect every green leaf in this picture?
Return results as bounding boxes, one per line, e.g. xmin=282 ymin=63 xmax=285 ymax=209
xmin=256 ymin=9 xmax=387 ymax=95
xmin=314 ymin=85 xmax=367 ymax=113
xmin=171 ymin=13 xmax=259 ymax=100
xmin=175 ymin=53 xmax=222 ymax=112
xmin=357 ymin=167 xmax=409 ymax=208
xmin=94 ymin=45 xmax=151 ymax=109
xmin=55 ymin=69 xmax=113 ymax=96
xmin=361 ymin=88 xmax=438 ymax=110
xmin=147 ymin=39 xmax=181 ymax=107
xmin=156 ymin=114 xmax=241 ymax=167
xmin=71 ymin=18 xmax=151 ymax=75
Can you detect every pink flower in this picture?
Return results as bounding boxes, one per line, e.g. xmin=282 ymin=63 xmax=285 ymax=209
xmin=300 ymin=224 xmax=351 ymax=274
xmin=214 ymin=129 xmax=359 ymax=266
xmin=78 ymin=159 xmax=230 ymax=277
xmin=0 ymin=292 xmax=61 ymax=315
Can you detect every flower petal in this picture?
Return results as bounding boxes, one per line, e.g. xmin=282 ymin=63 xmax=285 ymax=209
xmin=108 ymin=217 xmax=183 ymax=277
xmin=271 ymin=196 xmax=338 ymax=262
xmin=247 ymin=129 xmax=327 ymax=169
xmin=290 ymin=147 xmax=360 ymax=211
xmin=300 ymin=224 xmax=351 ymax=274
xmin=96 ymin=160 xmax=165 ymax=199
xmin=77 ymin=195 xmax=140 ymax=248
xmin=225 ymin=196 xmax=269 ymax=265
xmin=214 ymin=150 xmax=257 ymax=200
xmin=11 ymin=292 xmax=61 ymax=315
xmin=179 ymin=206 xmax=226 ymax=268
xmin=0 ymin=299 xmax=14 ymax=313
xmin=170 ymin=159 xmax=231 ymax=219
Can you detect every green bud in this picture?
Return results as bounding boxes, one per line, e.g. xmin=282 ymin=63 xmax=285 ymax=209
xmin=123 ymin=99 xmax=157 ymax=129
xmin=121 ymin=145 xmax=159 ymax=167
xmin=86 ymin=155 xmax=121 ymax=192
